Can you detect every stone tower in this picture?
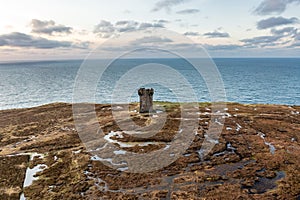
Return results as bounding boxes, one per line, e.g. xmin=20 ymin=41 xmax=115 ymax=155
xmin=138 ymin=88 xmax=154 ymax=113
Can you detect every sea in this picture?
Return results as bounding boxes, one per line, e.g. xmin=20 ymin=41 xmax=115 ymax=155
xmin=0 ymin=58 xmax=299 ymax=110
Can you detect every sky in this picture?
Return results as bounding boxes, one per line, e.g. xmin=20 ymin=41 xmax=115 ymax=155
xmin=1 ymin=0 xmax=300 ymax=61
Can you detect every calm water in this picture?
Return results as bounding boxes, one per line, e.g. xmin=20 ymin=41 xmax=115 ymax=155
xmin=0 ymin=58 xmax=299 ymax=110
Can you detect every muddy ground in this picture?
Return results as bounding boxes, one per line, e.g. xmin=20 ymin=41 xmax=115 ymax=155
xmin=0 ymin=102 xmax=299 ymax=200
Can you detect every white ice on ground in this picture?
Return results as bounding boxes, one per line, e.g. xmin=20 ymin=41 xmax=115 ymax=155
xmin=104 ymin=131 xmax=164 ymax=148
xmin=20 ymin=153 xmax=47 ymax=200
xmin=257 ymin=132 xmax=276 ymax=155
xmin=204 ymin=134 xmax=219 ymax=144
xmin=236 ymin=123 xmax=242 ymax=131
xmin=72 ymin=149 xmax=82 ymax=154
xmin=226 ymin=142 xmax=236 ymax=152
xmin=91 ymin=155 xmax=126 ymax=166
xmin=113 ymin=150 xmax=126 ymax=155
xmin=23 ymin=164 xmax=47 ymax=187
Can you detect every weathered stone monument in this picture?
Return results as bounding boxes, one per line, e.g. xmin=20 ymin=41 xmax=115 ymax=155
xmin=138 ymin=88 xmax=154 ymax=113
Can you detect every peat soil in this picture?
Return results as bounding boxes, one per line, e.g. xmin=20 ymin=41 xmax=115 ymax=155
xmin=0 ymin=102 xmax=299 ymax=200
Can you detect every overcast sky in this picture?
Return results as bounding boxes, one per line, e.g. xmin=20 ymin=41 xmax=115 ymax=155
xmin=1 ymin=0 xmax=300 ymax=61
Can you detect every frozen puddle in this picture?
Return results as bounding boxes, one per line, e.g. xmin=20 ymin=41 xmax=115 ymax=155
xmin=23 ymin=164 xmax=47 ymax=187
xmin=104 ymin=131 xmax=164 ymax=148
xmin=20 ymin=153 xmax=47 ymax=200
xmin=236 ymin=123 xmax=242 ymax=131
xmin=258 ymin=132 xmax=276 ymax=155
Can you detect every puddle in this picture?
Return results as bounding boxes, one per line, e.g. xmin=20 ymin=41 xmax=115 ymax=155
xmin=212 ymin=142 xmax=236 ymax=157
xmin=20 ymin=153 xmax=47 ymax=200
xmin=236 ymin=123 xmax=242 ymax=131
xmin=226 ymin=142 xmax=236 ymax=152
xmin=155 ymin=109 xmax=164 ymax=113
xmin=204 ymin=134 xmax=219 ymax=144
xmin=91 ymin=155 xmax=126 ymax=166
xmin=206 ymin=160 xmax=255 ymax=176
xmin=104 ymin=131 xmax=165 ymax=148
xmin=113 ymin=150 xmax=126 ymax=155
xmin=23 ymin=164 xmax=47 ymax=187
xmin=258 ymin=132 xmax=276 ymax=155
xmin=250 ymin=171 xmax=285 ymax=194
xmin=84 ymin=170 xmax=110 ymax=192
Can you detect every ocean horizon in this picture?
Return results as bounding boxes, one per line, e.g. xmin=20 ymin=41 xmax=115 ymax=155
xmin=1 ymin=57 xmax=299 ymax=110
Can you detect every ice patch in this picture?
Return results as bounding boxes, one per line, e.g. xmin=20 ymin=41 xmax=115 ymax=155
xmin=226 ymin=142 xmax=236 ymax=152
xmin=236 ymin=123 xmax=242 ymax=131
xmin=258 ymin=132 xmax=276 ymax=155
xmin=104 ymin=131 xmax=164 ymax=148
xmin=23 ymin=164 xmax=47 ymax=187
xmin=20 ymin=153 xmax=47 ymax=200
xmin=117 ymin=167 xmax=129 ymax=171
xmin=113 ymin=150 xmax=126 ymax=155
xmin=73 ymin=149 xmax=82 ymax=154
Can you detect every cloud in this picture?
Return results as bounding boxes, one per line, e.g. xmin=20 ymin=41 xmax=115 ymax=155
xmin=31 ymin=19 xmax=72 ymax=35
xmin=139 ymin=22 xmax=164 ymax=29
xmin=131 ymin=36 xmax=173 ymax=45
xmin=271 ymin=27 xmax=297 ymax=35
xmin=240 ymin=35 xmax=284 ymax=47
xmin=257 ymin=16 xmax=299 ymax=29
xmin=290 ymin=41 xmax=300 ymax=47
xmin=183 ymin=32 xmax=200 ymax=36
xmin=115 ymin=20 xmax=139 ymax=32
xmin=152 ymin=0 xmax=189 ymax=12
xmin=94 ymin=20 xmax=165 ymax=38
xmin=153 ymin=19 xmax=170 ymax=24
xmin=0 ymin=32 xmax=76 ymax=49
xmin=176 ymin=9 xmax=200 ymax=14
xmin=204 ymin=44 xmax=241 ymax=51
xmin=93 ymin=20 xmax=115 ymax=38
xmin=203 ymin=31 xmax=230 ymax=38
xmin=254 ymin=0 xmax=300 ymax=15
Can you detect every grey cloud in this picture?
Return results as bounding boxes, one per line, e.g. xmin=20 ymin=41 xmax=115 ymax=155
xmin=240 ymin=35 xmax=283 ymax=47
xmin=31 ymin=19 xmax=72 ymax=35
xmin=94 ymin=20 xmax=165 ymax=38
xmin=93 ymin=20 xmax=115 ymax=38
xmin=257 ymin=16 xmax=299 ymax=29
xmin=153 ymin=19 xmax=170 ymax=24
xmin=291 ymin=41 xmax=300 ymax=46
xmin=271 ymin=27 xmax=297 ymax=35
xmin=183 ymin=32 xmax=200 ymax=36
xmin=152 ymin=0 xmax=189 ymax=12
xmin=0 ymin=32 xmax=74 ymax=49
xmin=204 ymin=44 xmax=241 ymax=51
xmin=254 ymin=0 xmax=300 ymax=15
xmin=294 ymin=32 xmax=300 ymax=40
xmin=115 ymin=20 xmax=139 ymax=32
xmin=176 ymin=9 xmax=200 ymax=14
xmin=203 ymin=31 xmax=230 ymax=38
xmin=131 ymin=36 xmax=173 ymax=45
xmin=139 ymin=22 xmax=164 ymax=29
